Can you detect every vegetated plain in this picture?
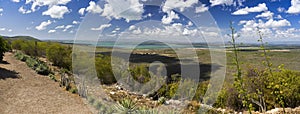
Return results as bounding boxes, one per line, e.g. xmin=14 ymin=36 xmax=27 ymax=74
xmin=1 ymin=35 xmax=300 ymax=113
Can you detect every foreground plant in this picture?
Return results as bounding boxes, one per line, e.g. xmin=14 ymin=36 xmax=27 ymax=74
xmin=228 ymin=22 xmax=252 ymax=113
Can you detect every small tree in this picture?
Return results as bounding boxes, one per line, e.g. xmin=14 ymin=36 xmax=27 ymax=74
xmin=0 ymin=36 xmax=10 ymax=61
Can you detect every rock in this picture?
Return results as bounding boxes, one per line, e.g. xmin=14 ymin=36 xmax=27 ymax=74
xmin=109 ymin=92 xmax=115 ymax=95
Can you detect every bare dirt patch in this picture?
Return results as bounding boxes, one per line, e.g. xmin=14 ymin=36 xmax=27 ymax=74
xmin=0 ymin=52 xmax=92 ymax=114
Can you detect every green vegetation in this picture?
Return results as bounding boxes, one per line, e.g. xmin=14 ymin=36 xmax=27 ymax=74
xmin=46 ymin=43 xmax=72 ymax=70
xmin=11 ymin=40 xmax=72 ymax=70
xmin=0 ymin=36 xmax=11 ymax=61
xmin=14 ymin=51 xmax=51 ymax=75
xmin=5 ymin=30 xmax=300 ymax=113
xmin=209 ymin=25 xmax=300 ymax=113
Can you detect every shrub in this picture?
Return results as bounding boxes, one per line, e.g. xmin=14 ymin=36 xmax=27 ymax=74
xmin=46 ymin=43 xmax=72 ymax=70
xmin=95 ymin=55 xmax=115 ymax=84
xmin=15 ymin=52 xmax=51 ymax=75
xmin=0 ymin=36 xmax=10 ymax=61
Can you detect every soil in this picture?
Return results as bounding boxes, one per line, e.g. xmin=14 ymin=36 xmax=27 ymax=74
xmin=0 ymin=52 xmax=92 ymax=114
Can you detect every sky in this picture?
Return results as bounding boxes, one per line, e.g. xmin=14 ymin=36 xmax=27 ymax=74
xmin=0 ymin=0 xmax=299 ymax=43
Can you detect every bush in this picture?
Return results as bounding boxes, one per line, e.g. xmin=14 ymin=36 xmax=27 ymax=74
xmin=46 ymin=43 xmax=72 ymax=70
xmin=0 ymin=36 xmax=10 ymax=61
xmin=15 ymin=52 xmax=51 ymax=75
xmin=95 ymin=55 xmax=115 ymax=84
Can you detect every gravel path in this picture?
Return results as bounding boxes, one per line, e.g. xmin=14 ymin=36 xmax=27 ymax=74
xmin=0 ymin=52 xmax=92 ymax=114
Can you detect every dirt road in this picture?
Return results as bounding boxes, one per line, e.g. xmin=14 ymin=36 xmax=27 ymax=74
xmin=0 ymin=52 xmax=92 ymax=114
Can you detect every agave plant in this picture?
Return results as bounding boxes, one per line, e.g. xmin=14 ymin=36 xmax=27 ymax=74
xmin=114 ymin=98 xmax=138 ymax=114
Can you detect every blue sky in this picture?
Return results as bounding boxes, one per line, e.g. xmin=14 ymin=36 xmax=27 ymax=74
xmin=0 ymin=0 xmax=299 ymax=43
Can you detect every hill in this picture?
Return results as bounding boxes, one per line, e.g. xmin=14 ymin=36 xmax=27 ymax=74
xmin=1 ymin=35 xmax=41 ymax=41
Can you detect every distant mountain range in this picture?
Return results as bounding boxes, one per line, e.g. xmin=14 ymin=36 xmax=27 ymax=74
xmin=1 ymin=35 xmax=41 ymax=41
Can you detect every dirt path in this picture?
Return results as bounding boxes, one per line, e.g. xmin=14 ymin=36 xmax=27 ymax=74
xmin=0 ymin=52 xmax=92 ymax=114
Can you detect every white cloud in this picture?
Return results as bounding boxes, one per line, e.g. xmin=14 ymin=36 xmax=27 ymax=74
xmin=63 ymin=25 xmax=73 ymax=32
xmin=101 ymin=0 xmax=144 ymax=22
xmin=55 ymin=25 xmax=65 ymax=29
xmin=195 ymin=4 xmax=209 ymax=13
xmin=210 ymin=0 xmax=234 ymax=7
xmin=256 ymin=11 xmax=274 ymax=19
xmin=264 ymin=19 xmax=291 ymax=28
xmin=42 ymin=5 xmax=70 ymax=19
xmin=8 ymin=29 xmax=12 ymax=32
xmin=25 ymin=0 xmax=71 ymax=12
xmin=275 ymin=28 xmax=300 ymax=38
xmin=126 ymin=23 xmax=201 ymax=37
xmin=91 ymin=24 xmax=111 ymax=31
xmin=18 ymin=6 xmax=32 ymax=14
xmin=129 ymin=25 xmax=136 ymax=31
xmin=11 ymin=0 xmax=20 ymax=2
xmin=183 ymin=28 xmax=198 ymax=36
xmin=132 ymin=28 xmax=142 ymax=34
xmin=162 ymin=0 xmax=198 ymax=12
xmin=0 ymin=28 xmax=6 ymax=31
xmin=48 ymin=29 xmax=56 ymax=33
xmin=72 ymin=21 xmax=80 ymax=25
xmin=276 ymin=15 xmax=283 ymax=19
xmin=78 ymin=8 xmax=85 ymax=15
xmin=286 ymin=0 xmax=300 ymax=14
xmin=240 ymin=19 xmax=291 ymax=30
xmin=187 ymin=21 xmax=193 ymax=27
xmin=277 ymin=7 xmax=285 ymax=13
xmin=35 ymin=20 xmax=52 ymax=31
xmin=86 ymin=1 xmax=103 ymax=14
xmin=161 ymin=11 xmax=179 ymax=24
xmin=0 ymin=8 xmax=3 ymax=16
xmin=232 ymin=3 xmax=268 ymax=15
xmin=238 ymin=18 xmax=292 ymax=40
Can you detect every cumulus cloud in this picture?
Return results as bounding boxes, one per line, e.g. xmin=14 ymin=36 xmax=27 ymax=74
xmin=129 ymin=25 xmax=136 ymax=31
xmin=161 ymin=11 xmax=179 ymax=24
xmin=123 ymin=23 xmax=203 ymax=37
xmin=63 ymin=25 xmax=73 ymax=32
xmin=256 ymin=11 xmax=274 ymax=19
xmin=42 ymin=5 xmax=70 ymax=19
xmin=132 ymin=28 xmax=142 ymax=34
xmin=238 ymin=18 xmax=292 ymax=40
xmin=277 ymin=7 xmax=285 ymax=13
xmin=11 ymin=0 xmax=20 ymax=2
xmin=264 ymin=19 xmax=291 ymax=28
xmin=91 ymin=24 xmax=111 ymax=31
xmin=78 ymin=8 xmax=85 ymax=15
xmin=232 ymin=3 xmax=268 ymax=15
xmin=25 ymin=0 xmax=71 ymax=12
xmin=0 ymin=8 xmax=3 ymax=16
xmin=18 ymin=6 xmax=32 ymax=14
xmin=35 ymin=20 xmax=52 ymax=31
xmin=0 ymin=28 xmax=6 ymax=31
xmin=195 ymin=4 xmax=209 ymax=13
xmin=86 ymin=1 xmax=103 ymax=14
xmin=48 ymin=29 xmax=56 ymax=33
xmin=72 ymin=21 xmax=80 ymax=25
xmin=101 ymin=0 xmax=144 ymax=22
xmin=55 ymin=25 xmax=65 ymax=29
xmin=210 ymin=0 xmax=234 ymax=6
xmin=275 ymin=28 xmax=300 ymax=38
xmin=286 ymin=0 xmax=300 ymax=14
xmin=162 ymin=0 xmax=198 ymax=12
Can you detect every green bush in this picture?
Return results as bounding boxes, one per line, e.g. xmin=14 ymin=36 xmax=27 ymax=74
xmin=95 ymin=55 xmax=116 ymax=84
xmin=130 ymin=65 xmax=151 ymax=83
xmin=46 ymin=43 xmax=72 ymax=70
xmin=0 ymin=36 xmax=10 ymax=61
xmin=15 ymin=52 xmax=51 ymax=75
